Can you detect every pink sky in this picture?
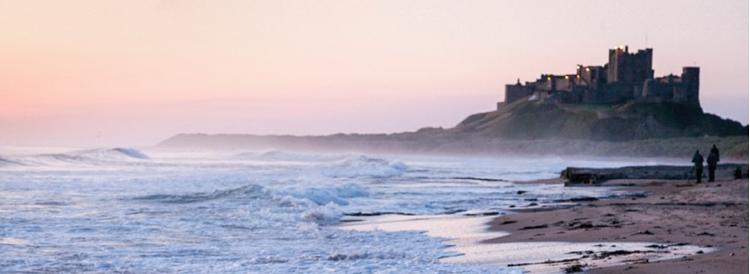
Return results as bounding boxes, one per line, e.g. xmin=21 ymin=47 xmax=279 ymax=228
xmin=1 ymin=0 xmax=747 ymax=146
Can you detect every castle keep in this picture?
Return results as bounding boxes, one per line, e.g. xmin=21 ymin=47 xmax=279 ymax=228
xmin=501 ymin=46 xmax=700 ymax=109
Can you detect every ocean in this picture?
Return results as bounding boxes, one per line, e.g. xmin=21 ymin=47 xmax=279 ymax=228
xmin=0 ymin=148 xmax=659 ymax=273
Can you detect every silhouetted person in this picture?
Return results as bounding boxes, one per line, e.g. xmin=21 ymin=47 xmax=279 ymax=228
xmin=692 ymin=150 xmax=704 ymax=183
xmin=707 ymin=145 xmax=720 ymax=182
xmin=710 ymin=144 xmax=720 ymax=159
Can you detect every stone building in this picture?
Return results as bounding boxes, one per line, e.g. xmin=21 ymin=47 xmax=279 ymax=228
xmin=501 ymin=46 xmax=700 ymax=109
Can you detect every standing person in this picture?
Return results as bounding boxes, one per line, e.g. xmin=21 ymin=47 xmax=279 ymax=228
xmin=692 ymin=150 xmax=704 ymax=183
xmin=710 ymin=144 xmax=720 ymax=160
xmin=707 ymin=145 xmax=720 ymax=182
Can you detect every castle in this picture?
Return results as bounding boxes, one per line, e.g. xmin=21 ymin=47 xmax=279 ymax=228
xmin=500 ymin=46 xmax=700 ymax=109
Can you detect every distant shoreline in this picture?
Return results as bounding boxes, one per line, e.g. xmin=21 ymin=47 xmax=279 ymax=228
xmin=156 ymin=133 xmax=749 ymax=161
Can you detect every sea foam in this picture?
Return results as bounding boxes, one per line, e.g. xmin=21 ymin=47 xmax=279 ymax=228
xmin=0 ymin=149 xmax=647 ymax=273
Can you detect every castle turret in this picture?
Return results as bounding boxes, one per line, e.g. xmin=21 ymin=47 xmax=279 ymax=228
xmin=681 ymin=67 xmax=700 ymax=108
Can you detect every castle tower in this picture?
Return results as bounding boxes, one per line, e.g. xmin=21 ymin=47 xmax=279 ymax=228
xmin=681 ymin=67 xmax=700 ymax=108
xmin=607 ymin=46 xmax=627 ymax=83
xmin=607 ymin=46 xmax=654 ymax=85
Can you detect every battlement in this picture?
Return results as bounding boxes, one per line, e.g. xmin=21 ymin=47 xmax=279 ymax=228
xmin=501 ymin=46 xmax=699 ymax=110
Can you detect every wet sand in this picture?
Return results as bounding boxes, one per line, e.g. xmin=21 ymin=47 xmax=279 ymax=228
xmin=487 ymin=178 xmax=749 ymax=273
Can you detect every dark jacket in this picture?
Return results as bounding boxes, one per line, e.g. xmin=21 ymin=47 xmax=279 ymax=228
xmin=708 ymin=146 xmax=720 ymax=165
xmin=692 ymin=152 xmax=704 ymax=166
xmin=707 ymin=152 xmax=719 ymax=166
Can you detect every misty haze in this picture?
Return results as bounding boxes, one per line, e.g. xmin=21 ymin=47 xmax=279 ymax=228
xmin=0 ymin=1 xmax=748 ymax=273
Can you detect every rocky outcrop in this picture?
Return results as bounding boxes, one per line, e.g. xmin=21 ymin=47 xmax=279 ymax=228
xmin=453 ymin=100 xmax=747 ymax=141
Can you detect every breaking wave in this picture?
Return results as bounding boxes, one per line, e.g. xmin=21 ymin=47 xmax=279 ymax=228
xmin=134 ymin=184 xmax=267 ymax=204
xmin=0 ymin=156 xmax=22 ymax=167
xmin=2 ymin=147 xmax=150 ymax=167
xmin=233 ymin=150 xmax=345 ymax=162
xmin=321 ymin=155 xmax=408 ymax=178
xmin=132 ymin=182 xmax=370 ymax=226
xmin=229 ymin=152 xmax=409 ymax=179
xmin=108 ymin=147 xmax=150 ymax=159
xmin=133 ymin=182 xmax=366 ymax=219
xmin=302 ymin=203 xmax=343 ymax=225
xmin=291 ymin=183 xmax=369 ymax=206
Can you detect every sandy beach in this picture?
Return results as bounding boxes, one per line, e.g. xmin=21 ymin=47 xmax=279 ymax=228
xmin=336 ymin=165 xmax=748 ymax=273
xmin=487 ymin=177 xmax=748 ymax=273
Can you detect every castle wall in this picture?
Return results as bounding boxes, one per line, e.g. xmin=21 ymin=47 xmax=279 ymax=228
xmin=576 ymin=65 xmax=606 ymax=90
xmin=505 ymin=83 xmax=533 ymax=104
xmin=641 ymin=67 xmax=700 ymax=108
xmin=592 ymin=83 xmax=635 ymax=104
xmin=538 ymin=75 xmax=554 ymax=91
xmin=643 ymin=79 xmax=677 ymax=102
xmin=554 ymin=76 xmax=574 ymax=92
xmin=534 ymin=74 xmax=575 ymax=92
